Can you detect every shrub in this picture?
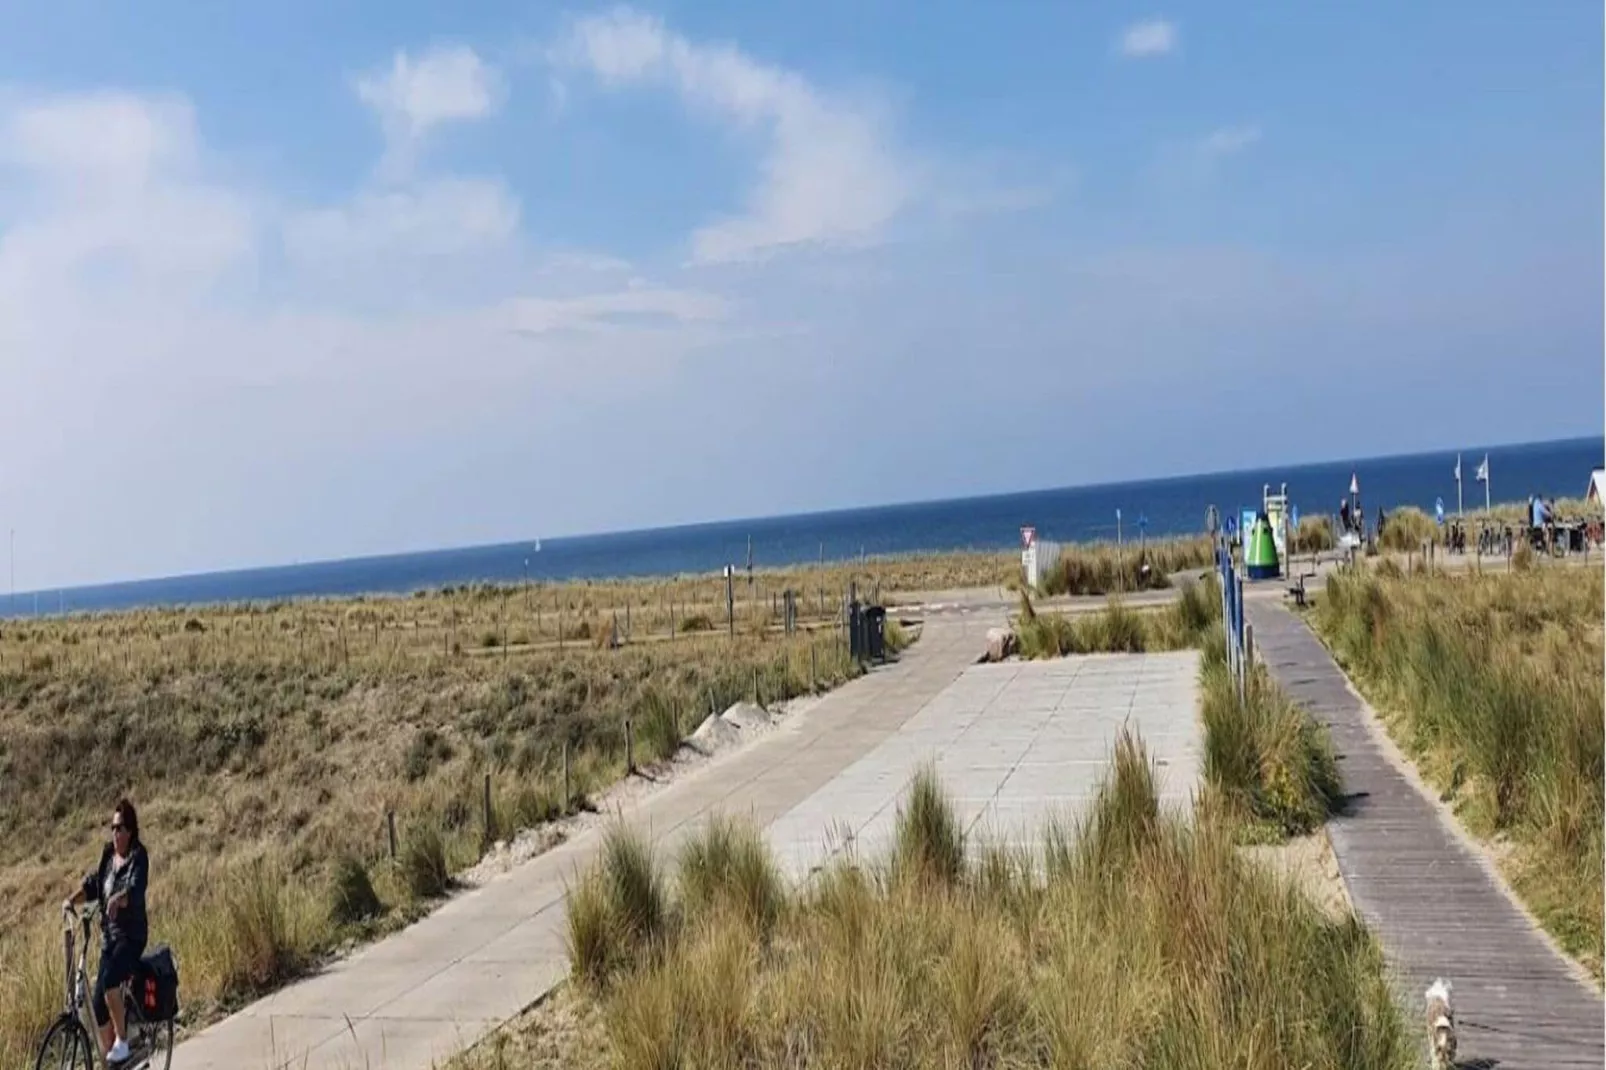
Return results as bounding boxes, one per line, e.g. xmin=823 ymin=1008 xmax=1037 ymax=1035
xmin=215 ymin=859 xmax=313 ymax=996
xmin=679 ymin=613 xmax=714 ymax=633
xmin=1292 ymin=514 xmax=1335 ymax=555
xmin=327 ymin=853 xmax=382 ymax=925
xmin=1377 ymin=506 xmax=1440 ymax=554
xmin=403 ymin=727 xmax=453 ymax=782
xmin=634 ymin=687 xmax=683 ymax=764
xmin=401 ymin=822 xmax=451 ymax=900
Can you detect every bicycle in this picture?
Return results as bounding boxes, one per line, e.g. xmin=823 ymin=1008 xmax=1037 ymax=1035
xmin=34 ymin=903 xmax=173 ymax=1070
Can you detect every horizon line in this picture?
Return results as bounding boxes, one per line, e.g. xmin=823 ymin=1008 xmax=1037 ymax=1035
xmin=10 ymin=431 xmax=1601 ymax=599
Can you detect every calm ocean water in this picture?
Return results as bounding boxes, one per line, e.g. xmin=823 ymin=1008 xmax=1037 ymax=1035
xmin=12 ymin=436 xmax=1602 ymax=616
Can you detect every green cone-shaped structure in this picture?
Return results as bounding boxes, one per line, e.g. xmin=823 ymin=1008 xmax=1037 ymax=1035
xmin=1245 ymin=516 xmax=1280 ymax=580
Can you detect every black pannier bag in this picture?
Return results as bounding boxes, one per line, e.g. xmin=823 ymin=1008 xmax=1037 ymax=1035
xmin=135 ymin=945 xmax=180 ymax=1022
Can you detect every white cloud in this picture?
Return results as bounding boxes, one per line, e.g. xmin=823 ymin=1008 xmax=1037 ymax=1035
xmin=0 ymin=91 xmax=256 ymax=311
xmin=502 ymin=285 xmax=728 ymax=335
xmin=1118 ymin=19 xmax=1178 ymax=58
xmin=283 ymin=177 xmax=520 ymax=265
xmin=355 ymin=45 xmax=502 ymax=176
xmin=557 ymin=6 xmax=912 ymax=263
xmin=1201 ymin=125 xmax=1261 ymax=157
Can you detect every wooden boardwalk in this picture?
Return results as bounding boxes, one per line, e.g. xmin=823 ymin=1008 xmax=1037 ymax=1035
xmin=1247 ymin=600 xmax=1603 ymax=1070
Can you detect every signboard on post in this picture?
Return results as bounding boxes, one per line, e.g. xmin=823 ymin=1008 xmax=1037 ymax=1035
xmin=1205 ymin=505 xmax=1220 ymax=537
xmin=1021 ymin=526 xmax=1036 ymax=549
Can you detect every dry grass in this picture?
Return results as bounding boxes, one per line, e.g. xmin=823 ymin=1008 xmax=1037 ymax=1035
xmin=0 ymin=587 xmax=885 ymax=1067
xmin=1377 ymin=506 xmax=1441 ymax=553
xmin=498 ymin=734 xmax=1410 ymax=1070
xmin=1198 ymin=630 xmax=1343 ymax=842
xmin=1036 ymin=536 xmax=1215 ymax=597
xmin=1293 ymin=514 xmax=1335 ymax=554
xmin=1015 ymin=575 xmax=1221 ymax=658
xmin=1312 ymin=566 xmax=1604 ymax=978
xmin=1465 ymin=495 xmax=1600 ymax=528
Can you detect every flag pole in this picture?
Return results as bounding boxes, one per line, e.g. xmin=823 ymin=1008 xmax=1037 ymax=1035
xmin=1484 ymin=454 xmax=1491 ymax=513
xmin=1456 ymin=453 xmax=1463 ymax=517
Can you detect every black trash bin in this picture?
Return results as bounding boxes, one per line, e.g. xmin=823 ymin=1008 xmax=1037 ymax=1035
xmin=865 ymin=606 xmax=886 ymax=662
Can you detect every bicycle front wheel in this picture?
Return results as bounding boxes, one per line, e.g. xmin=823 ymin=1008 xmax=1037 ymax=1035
xmin=34 ymin=1014 xmax=94 ymax=1070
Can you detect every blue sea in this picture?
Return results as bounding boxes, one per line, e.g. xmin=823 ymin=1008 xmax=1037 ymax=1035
xmin=10 ymin=437 xmax=1601 ymax=616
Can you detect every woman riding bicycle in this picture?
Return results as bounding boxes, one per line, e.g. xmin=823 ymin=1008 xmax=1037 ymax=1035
xmin=62 ymin=798 xmax=149 ymax=1066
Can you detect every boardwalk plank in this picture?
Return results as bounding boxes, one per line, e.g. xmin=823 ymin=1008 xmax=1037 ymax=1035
xmin=1246 ymin=600 xmax=1603 ymax=1070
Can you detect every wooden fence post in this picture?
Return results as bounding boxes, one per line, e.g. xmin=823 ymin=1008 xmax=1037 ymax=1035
xmin=482 ymin=773 xmax=494 ymax=847
xmin=562 ymin=741 xmax=571 ymax=813
xmin=625 ymin=718 xmax=634 ymax=775
xmin=386 ymin=810 xmax=397 ymax=860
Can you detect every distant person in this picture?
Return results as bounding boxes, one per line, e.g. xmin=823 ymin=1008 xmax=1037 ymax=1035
xmin=64 ymin=799 xmax=149 ymax=1066
xmin=1377 ymin=506 xmax=1387 ymax=537
xmin=1339 ymin=499 xmax=1353 ymax=535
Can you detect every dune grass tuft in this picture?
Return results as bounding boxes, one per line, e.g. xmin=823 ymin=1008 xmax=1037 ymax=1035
xmin=1313 ymin=565 xmax=1603 ymax=977
xmin=677 ymin=814 xmax=785 ymax=940
xmin=1036 ymin=535 xmax=1214 ymax=596
xmin=1016 ymin=575 xmax=1221 ymax=658
xmin=532 ymin=749 xmax=1411 ymax=1070
xmin=891 ymin=764 xmax=967 ymax=889
xmin=1199 ymin=632 xmax=1342 ymax=840
xmin=401 ymin=822 xmax=451 ymax=900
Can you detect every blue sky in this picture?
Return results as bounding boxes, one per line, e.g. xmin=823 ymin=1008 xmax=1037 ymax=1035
xmin=1 ymin=1 xmax=1600 ymax=587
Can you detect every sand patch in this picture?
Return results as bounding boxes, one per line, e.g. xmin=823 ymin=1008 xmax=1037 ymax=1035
xmin=1239 ymin=828 xmax=1352 ymax=922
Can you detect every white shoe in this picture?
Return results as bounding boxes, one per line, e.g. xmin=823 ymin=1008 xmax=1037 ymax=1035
xmin=107 ymin=1038 xmax=131 ymax=1064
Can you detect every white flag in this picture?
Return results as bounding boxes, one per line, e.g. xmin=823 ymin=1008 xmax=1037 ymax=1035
xmin=1475 ymin=455 xmax=1489 ymax=482
xmin=1454 ymin=454 xmax=1461 ymax=481
xmin=1349 ymin=472 xmax=1359 ymax=495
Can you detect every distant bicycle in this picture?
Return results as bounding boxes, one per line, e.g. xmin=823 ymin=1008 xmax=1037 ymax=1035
xmin=34 ymin=903 xmax=176 ymax=1070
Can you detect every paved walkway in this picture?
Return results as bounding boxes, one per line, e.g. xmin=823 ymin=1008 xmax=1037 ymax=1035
xmin=172 ymin=616 xmax=1000 ymax=1070
xmin=1247 ymin=601 xmax=1605 ymax=1070
xmin=768 ymin=652 xmax=1199 ymax=876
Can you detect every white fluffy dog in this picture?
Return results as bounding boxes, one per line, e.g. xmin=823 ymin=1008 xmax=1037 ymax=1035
xmin=1424 ymin=978 xmax=1457 ymax=1069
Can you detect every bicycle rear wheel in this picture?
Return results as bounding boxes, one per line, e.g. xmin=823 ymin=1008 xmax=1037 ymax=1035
xmin=133 ymin=1016 xmax=173 ymax=1070
xmin=34 ymin=1014 xmax=94 ymax=1070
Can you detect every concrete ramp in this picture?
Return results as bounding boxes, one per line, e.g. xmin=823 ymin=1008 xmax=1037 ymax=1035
xmin=766 ymin=651 xmax=1202 ymax=879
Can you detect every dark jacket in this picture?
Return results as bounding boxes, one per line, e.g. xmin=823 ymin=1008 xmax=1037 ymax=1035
xmin=82 ymin=841 xmax=149 ymax=950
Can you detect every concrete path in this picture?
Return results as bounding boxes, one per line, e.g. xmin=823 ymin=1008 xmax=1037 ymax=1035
xmin=1247 ymin=601 xmax=1605 ymax=1070
xmin=172 ymin=615 xmax=1000 ymax=1070
xmin=767 ymin=652 xmax=1200 ymax=877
